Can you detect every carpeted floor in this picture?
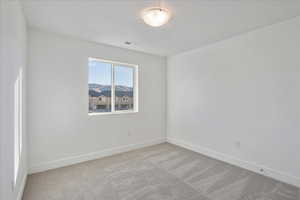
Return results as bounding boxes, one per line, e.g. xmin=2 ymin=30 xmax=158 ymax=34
xmin=23 ymin=143 xmax=299 ymax=200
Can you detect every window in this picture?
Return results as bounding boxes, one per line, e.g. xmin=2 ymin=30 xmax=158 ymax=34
xmin=88 ymin=58 xmax=138 ymax=114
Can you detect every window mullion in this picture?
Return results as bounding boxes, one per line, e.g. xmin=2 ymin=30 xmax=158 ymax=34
xmin=111 ymin=64 xmax=115 ymax=112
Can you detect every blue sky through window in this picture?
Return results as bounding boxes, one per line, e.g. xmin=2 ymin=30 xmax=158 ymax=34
xmin=88 ymin=60 xmax=133 ymax=87
xmin=115 ymin=66 xmax=133 ymax=87
xmin=89 ymin=60 xmax=111 ymax=85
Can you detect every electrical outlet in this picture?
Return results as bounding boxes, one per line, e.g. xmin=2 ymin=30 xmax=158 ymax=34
xmin=259 ymin=168 xmax=266 ymax=175
xmin=235 ymin=141 xmax=241 ymax=149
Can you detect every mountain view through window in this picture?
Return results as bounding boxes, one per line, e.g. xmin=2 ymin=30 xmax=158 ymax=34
xmin=88 ymin=58 xmax=135 ymax=114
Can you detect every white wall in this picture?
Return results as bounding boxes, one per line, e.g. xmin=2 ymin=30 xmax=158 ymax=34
xmin=167 ymin=17 xmax=300 ymax=187
xmin=0 ymin=0 xmax=27 ymax=200
xmin=27 ymin=29 xmax=166 ymax=172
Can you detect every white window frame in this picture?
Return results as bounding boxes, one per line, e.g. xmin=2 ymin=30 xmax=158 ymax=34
xmin=88 ymin=57 xmax=139 ymax=115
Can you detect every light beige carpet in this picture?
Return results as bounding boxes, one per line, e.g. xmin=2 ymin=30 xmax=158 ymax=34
xmin=23 ymin=143 xmax=299 ymax=200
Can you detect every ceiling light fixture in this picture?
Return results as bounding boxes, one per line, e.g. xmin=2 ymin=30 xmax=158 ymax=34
xmin=141 ymin=7 xmax=171 ymax=27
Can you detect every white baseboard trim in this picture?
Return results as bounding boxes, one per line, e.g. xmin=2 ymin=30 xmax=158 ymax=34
xmin=17 ymin=173 xmax=27 ymax=200
xmin=29 ymin=138 xmax=166 ymax=174
xmin=167 ymin=138 xmax=300 ymax=188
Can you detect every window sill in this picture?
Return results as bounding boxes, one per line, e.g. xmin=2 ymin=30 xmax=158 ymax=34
xmin=88 ymin=110 xmax=138 ymax=116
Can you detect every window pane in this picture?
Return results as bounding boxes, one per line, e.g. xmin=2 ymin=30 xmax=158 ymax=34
xmin=88 ymin=60 xmax=112 ymax=113
xmin=114 ymin=66 xmax=134 ymax=111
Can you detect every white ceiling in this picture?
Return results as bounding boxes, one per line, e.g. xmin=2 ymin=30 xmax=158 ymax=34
xmin=22 ymin=0 xmax=300 ymax=56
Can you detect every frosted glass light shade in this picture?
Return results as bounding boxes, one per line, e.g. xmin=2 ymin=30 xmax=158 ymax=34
xmin=142 ymin=7 xmax=171 ymax=27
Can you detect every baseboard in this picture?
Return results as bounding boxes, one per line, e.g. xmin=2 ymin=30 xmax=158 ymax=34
xmin=17 ymin=173 xmax=27 ymax=200
xmin=29 ymin=138 xmax=166 ymax=174
xmin=167 ymin=138 xmax=300 ymax=188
